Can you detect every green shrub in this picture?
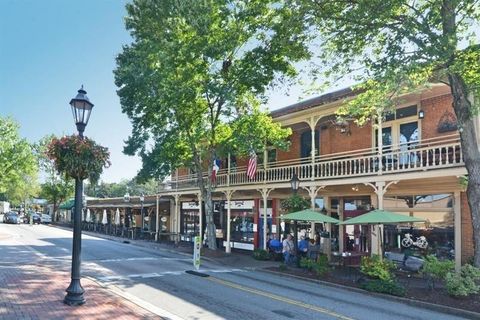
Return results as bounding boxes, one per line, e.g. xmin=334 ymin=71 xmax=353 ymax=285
xmin=299 ymin=256 xmax=330 ymax=277
xmin=252 ymin=249 xmax=269 ymax=261
xmin=360 ymin=279 xmax=406 ymax=297
xmin=422 ymin=255 xmax=455 ymax=289
xmin=313 ymin=254 xmax=330 ymax=277
xmin=299 ymin=257 xmax=315 ymax=269
xmin=445 ymin=264 xmax=480 ymax=297
xmin=360 ymin=255 xmax=396 ymax=282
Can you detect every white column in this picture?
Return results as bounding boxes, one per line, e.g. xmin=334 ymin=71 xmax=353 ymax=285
xmin=377 ymin=115 xmax=383 ymax=175
xmin=339 ymin=198 xmax=344 ymax=253
xmin=174 ymin=194 xmax=180 ymax=244
xmin=263 ymin=191 xmax=268 ymax=250
xmin=454 ymin=191 xmax=462 ymax=271
xmin=310 ymin=195 xmax=316 ymax=238
xmin=372 ymin=182 xmax=385 ymax=256
xmin=324 ymin=196 xmax=331 ymax=258
xmin=155 ymin=195 xmax=160 ymax=241
xmin=224 ymin=190 xmax=234 ymax=253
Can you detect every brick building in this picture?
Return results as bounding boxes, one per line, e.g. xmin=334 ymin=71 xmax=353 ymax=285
xmin=135 ymin=83 xmax=477 ymax=268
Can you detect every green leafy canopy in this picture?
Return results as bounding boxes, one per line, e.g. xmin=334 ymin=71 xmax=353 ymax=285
xmin=0 ymin=117 xmax=38 ymax=197
xmin=115 ymin=0 xmax=310 ymax=181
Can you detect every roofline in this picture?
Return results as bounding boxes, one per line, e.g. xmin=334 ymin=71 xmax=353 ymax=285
xmin=270 ymin=87 xmax=361 ymax=118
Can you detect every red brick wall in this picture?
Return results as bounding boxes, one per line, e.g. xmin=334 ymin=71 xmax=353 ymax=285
xmin=277 ymin=130 xmax=302 ymax=161
xmin=421 ymin=94 xmax=456 ymax=140
xmin=461 ymin=192 xmax=475 ymax=263
xmin=320 ymin=123 xmax=372 ymax=155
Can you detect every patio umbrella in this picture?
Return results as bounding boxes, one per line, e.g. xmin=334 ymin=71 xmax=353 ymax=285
xmin=102 ymin=209 xmax=108 ymax=225
xmin=279 ymin=209 xmax=339 ymax=224
xmin=339 ymin=209 xmax=425 ymax=259
xmin=86 ymin=209 xmax=91 ymax=222
xmin=279 ymin=209 xmax=339 ymax=260
xmin=114 ymin=208 xmax=120 ymax=225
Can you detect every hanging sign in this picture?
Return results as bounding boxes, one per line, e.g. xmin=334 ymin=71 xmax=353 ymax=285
xmin=193 ymin=236 xmax=201 ymax=271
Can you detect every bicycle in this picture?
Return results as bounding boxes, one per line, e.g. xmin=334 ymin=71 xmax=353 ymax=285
xmin=401 ymin=233 xmax=428 ymax=249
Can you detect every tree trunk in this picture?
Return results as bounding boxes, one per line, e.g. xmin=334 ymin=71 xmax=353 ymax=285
xmin=449 ymin=73 xmax=480 ymax=267
xmin=194 ymin=152 xmax=217 ymax=250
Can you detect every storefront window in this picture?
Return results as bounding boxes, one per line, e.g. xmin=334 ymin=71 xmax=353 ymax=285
xmin=384 ymin=194 xmax=452 ymax=209
xmin=181 ymin=210 xmax=199 ymax=236
xmin=384 ymin=193 xmax=454 ymax=260
xmin=231 ymin=210 xmax=254 ymax=243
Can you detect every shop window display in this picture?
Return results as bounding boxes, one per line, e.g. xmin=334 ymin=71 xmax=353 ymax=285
xmin=384 ymin=193 xmax=454 ymax=260
xmin=231 ymin=211 xmax=254 ymax=243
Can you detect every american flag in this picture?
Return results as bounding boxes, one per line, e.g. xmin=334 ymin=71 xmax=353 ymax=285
xmin=246 ymin=153 xmax=257 ymax=179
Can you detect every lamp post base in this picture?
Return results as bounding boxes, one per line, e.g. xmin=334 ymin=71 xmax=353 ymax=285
xmin=64 ymin=279 xmax=85 ymax=306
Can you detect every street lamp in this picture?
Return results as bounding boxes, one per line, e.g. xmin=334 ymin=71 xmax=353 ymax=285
xmin=69 ymin=85 xmax=94 ymax=138
xmin=139 ymin=193 xmax=145 ymax=231
xmin=123 ymin=188 xmax=131 ymax=227
xmin=290 ymin=172 xmax=300 ymax=194
xmin=64 ymin=86 xmax=94 ymax=306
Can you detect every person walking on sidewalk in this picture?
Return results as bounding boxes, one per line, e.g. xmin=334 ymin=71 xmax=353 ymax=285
xmin=282 ymin=234 xmax=295 ymax=265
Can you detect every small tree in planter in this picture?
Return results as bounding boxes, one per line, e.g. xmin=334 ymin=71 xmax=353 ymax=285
xmin=46 ymin=135 xmax=110 ymax=183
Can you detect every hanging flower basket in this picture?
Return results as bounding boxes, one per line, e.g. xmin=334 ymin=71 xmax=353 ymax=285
xmin=46 ymin=135 xmax=111 ymax=182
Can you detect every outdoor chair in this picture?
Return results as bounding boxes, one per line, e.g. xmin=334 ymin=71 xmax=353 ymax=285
xmin=268 ymin=239 xmax=283 ymax=261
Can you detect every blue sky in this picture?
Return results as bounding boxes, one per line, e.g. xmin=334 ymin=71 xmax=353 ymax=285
xmin=0 ymin=0 xmax=311 ymax=183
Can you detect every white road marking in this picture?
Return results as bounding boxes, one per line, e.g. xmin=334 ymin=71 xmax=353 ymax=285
xmin=97 ymin=268 xmax=248 ymax=282
xmin=96 ymin=257 xmax=191 ymax=263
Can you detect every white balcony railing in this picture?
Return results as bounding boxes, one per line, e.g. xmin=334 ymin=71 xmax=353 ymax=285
xmin=162 ymin=134 xmax=463 ymax=192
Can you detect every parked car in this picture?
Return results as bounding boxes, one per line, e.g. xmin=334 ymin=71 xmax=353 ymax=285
xmin=24 ymin=213 xmax=41 ymax=224
xmin=3 ymin=212 xmax=21 ymax=224
xmin=40 ymin=214 xmax=52 ymax=224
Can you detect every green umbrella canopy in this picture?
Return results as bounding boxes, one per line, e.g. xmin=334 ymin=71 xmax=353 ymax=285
xmin=58 ymin=199 xmax=75 ymax=210
xmin=279 ymin=209 xmax=339 ymax=224
xmin=339 ymin=209 xmax=425 ymax=225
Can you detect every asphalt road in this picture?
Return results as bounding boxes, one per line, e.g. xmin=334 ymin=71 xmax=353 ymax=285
xmin=0 ymin=220 xmax=470 ymax=320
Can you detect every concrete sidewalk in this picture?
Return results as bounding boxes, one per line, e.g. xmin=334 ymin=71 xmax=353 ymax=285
xmin=0 ymin=262 xmax=162 ymax=320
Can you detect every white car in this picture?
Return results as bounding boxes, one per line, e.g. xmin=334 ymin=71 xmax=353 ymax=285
xmin=40 ymin=214 xmax=52 ymax=224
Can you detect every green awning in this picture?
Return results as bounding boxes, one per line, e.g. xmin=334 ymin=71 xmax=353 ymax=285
xmin=279 ymin=209 xmax=339 ymax=224
xmin=59 ymin=199 xmax=75 ymax=210
xmin=339 ymin=209 xmax=425 ymax=225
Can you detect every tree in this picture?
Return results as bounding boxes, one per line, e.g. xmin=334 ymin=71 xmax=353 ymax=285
xmin=295 ymin=0 xmax=480 ymax=266
xmin=36 ymin=135 xmax=74 ymax=221
xmin=84 ymin=179 xmax=159 ymax=198
xmin=115 ymin=0 xmax=309 ymax=249
xmin=0 ymin=117 xmax=38 ymax=199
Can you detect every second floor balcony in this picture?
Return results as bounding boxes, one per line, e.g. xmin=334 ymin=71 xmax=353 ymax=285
xmin=160 ymin=134 xmax=464 ymax=193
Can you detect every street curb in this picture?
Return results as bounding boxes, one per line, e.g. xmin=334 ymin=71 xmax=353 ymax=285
xmin=261 ymin=269 xmax=480 ymax=320
xmin=85 ymin=275 xmax=184 ymax=320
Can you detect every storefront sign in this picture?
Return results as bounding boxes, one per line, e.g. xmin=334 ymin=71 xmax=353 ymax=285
xmin=182 ymin=202 xmax=200 ymax=210
xmin=224 ymin=200 xmax=254 ymax=209
xmin=193 ymin=236 xmax=201 ymax=270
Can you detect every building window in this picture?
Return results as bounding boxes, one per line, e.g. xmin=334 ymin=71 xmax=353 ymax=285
xmin=257 ymin=149 xmax=277 ymax=166
xmin=383 ymin=193 xmax=454 ymax=259
xmin=300 ymin=130 xmax=319 ymax=158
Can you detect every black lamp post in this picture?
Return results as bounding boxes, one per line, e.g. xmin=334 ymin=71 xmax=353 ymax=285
xmin=140 ymin=193 xmax=145 ymax=231
xmin=64 ymin=86 xmax=94 ymax=306
xmin=124 ymin=189 xmax=131 ymax=228
xmin=290 ymin=172 xmax=300 ymax=263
